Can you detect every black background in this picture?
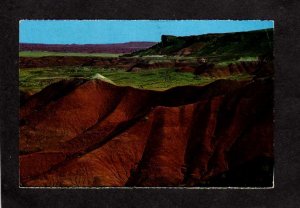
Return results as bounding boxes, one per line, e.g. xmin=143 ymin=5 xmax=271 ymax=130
xmin=1 ymin=0 xmax=300 ymax=207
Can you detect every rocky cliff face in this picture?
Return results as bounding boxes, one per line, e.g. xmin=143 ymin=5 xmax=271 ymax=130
xmin=19 ymin=78 xmax=273 ymax=187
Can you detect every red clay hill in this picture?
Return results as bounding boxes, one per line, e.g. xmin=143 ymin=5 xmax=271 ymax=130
xmin=19 ymin=77 xmax=273 ymax=187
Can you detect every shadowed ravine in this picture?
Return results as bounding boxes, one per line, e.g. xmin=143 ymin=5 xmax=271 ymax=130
xmin=19 ymin=78 xmax=273 ymax=187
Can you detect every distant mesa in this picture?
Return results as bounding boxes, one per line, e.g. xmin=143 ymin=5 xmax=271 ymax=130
xmin=19 ymin=42 xmax=157 ymax=54
xmin=129 ymin=29 xmax=273 ymax=58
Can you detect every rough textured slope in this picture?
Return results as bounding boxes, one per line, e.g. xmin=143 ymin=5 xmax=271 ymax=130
xmin=20 ymin=78 xmax=273 ymax=187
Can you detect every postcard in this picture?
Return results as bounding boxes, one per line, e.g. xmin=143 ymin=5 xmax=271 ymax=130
xmin=19 ymin=20 xmax=274 ymax=188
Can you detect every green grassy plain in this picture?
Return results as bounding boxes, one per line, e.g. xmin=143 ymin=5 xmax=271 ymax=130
xmin=19 ymin=67 xmax=252 ymax=93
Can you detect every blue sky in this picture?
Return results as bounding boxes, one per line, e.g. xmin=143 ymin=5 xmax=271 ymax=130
xmin=20 ymin=20 xmax=274 ymax=44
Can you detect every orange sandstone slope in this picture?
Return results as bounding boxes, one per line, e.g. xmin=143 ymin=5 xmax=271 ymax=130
xmin=19 ymin=78 xmax=273 ymax=187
